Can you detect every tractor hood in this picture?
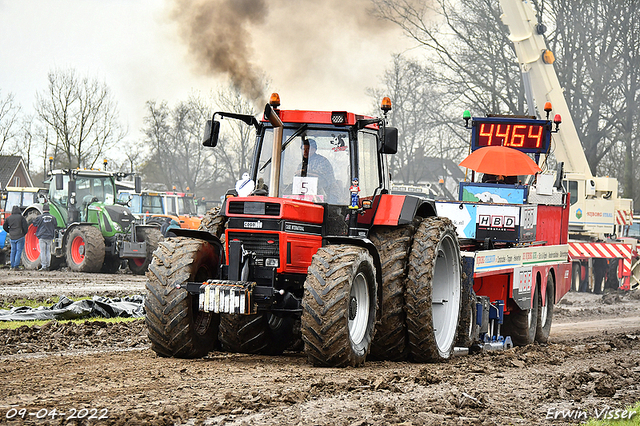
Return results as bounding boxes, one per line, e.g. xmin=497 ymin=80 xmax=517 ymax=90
xmin=104 ymin=205 xmax=135 ymax=232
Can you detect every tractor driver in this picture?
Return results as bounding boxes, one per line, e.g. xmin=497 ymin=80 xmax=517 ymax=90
xmin=297 ymin=138 xmax=339 ymax=203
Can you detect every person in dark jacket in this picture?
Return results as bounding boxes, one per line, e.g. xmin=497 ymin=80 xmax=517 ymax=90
xmin=2 ymin=205 xmax=29 ymax=270
xmin=32 ymin=204 xmax=57 ymax=271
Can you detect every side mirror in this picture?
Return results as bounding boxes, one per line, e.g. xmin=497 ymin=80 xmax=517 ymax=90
xmin=134 ymin=176 xmax=142 ymax=194
xmin=55 ymin=174 xmax=64 ymax=191
xmin=203 ymin=120 xmax=221 ymax=147
xmin=68 ymin=180 xmax=77 ymax=206
xmin=381 ymin=126 xmax=398 ymax=154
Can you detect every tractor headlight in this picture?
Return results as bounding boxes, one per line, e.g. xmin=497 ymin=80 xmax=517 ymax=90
xmin=265 ymin=258 xmax=279 ymax=268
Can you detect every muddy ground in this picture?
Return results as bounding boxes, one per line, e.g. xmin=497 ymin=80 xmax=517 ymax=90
xmin=1 ymin=269 xmax=640 ymax=425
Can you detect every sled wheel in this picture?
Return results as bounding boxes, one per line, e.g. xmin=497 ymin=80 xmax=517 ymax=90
xmin=536 ymin=274 xmax=554 ymax=343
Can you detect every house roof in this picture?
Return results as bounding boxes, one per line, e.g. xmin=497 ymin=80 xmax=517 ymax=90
xmin=0 ymin=156 xmax=33 ymax=189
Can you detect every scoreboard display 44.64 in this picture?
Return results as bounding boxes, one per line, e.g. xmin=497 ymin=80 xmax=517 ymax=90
xmin=471 ymin=117 xmax=552 ymax=154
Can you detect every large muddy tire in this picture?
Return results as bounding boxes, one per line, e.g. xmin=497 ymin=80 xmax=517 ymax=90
xmin=536 ymin=274 xmax=554 ymax=343
xmin=504 ymin=282 xmax=539 ymax=346
xmin=367 ymin=225 xmax=413 ymax=361
xmin=128 ymin=227 xmax=163 ymax=275
xmin=145 ymin=237 xmax=221 ymax=358
xmin=65 ymin=226 xmax=105 ymax=273
xmin=406 ymin=217 xmax=462 ymax=362
xmin=22 ymin=210 xmax=43 ymax=270
xmin=301 ymin=245 xmax=377 ymax=367
xmin=199 ymin=208 xmax=225 ymax=236
xmin=219 ymin=313 xmax=295 ymax=355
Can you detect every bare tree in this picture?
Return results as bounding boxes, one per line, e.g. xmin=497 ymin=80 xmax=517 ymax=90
xmin=373 ymin=0 xmax=640 ymax=203
xmin=0 ymin=90 xmax=21 ymax=155
xmin=369 ymin=54 xmax=467 ymax=184
xmin=35 ymin=68 xmax=125 ymax=169
xmin=209 ymin=86 xmax=257 ymax=189
xmin=140 ymin=96 xmax=220 ymax=194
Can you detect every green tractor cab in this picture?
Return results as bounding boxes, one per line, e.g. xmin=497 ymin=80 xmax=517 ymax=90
xmin=22 ymin=169 xmax=162 ymax=274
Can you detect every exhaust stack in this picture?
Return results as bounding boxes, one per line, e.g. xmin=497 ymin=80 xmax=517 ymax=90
xmin=264 ymin=100 xmax=283 ymax=198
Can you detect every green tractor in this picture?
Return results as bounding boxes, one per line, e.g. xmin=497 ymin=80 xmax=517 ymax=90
xmin=21 ymin=169 xmax=162 ymax=274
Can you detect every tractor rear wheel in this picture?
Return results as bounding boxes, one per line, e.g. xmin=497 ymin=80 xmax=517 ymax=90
xmin=301 ymin=245 xmax=377 ymax=367
xmin=145 ymin=237 xmax=220 ymax=358
xmin=21 ymin=210 xmax=63 ymax=270
xmin=128 ymin=227 xmax=163 ymax=275
xmin=536 ymin=274 xmax=554 ymax=343
xmin=65 ymin=226 xmax=105 ymax=272
xmin=219 ymin=313 xmax=295 ymax=355
xmin=504 ymin=282 xmax=539 ymax=346
xmin=406 ymin=217 xmax=462 ymax=362
xmin=367 ymin=225 xmax=413 ymax=361
xmin=199 ymin=208 xmax=226 ymax=240
xmin=22 ymin=210 xmax=43 ymax=270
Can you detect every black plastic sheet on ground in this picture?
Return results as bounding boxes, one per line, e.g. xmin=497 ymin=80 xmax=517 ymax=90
xmin=0 ymin=295 xmax=145 ymax=321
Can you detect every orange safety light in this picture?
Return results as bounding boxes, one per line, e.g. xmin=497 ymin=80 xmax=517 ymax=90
xmin=542 ymin=49 xmax=555 ymax=64
xmin=269 ymin=93 xmax=281 ymax=108
xmin=381 ymin=97 xmax=392 ymax=113
xmin=544 ymin=102 xmax=552 ymax=113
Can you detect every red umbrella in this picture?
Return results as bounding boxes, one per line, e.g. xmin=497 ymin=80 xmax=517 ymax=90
xmin=459 ymin=145 xmax=542 ymax=176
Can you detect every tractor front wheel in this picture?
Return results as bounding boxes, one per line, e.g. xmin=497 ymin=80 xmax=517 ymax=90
xmin=65 ymin=226 xmax=105 ymax=273
xmin=301 ymin=245 xmax=377 ymax=367
xmin=145 ymin=237 xmax=221 ymax=358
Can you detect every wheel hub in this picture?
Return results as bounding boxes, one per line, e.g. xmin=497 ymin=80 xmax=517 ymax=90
xmin=348 ymin=296 xmax=357 ymax=320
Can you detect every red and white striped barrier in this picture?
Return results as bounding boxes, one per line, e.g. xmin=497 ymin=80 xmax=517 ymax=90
xmin=569 ymin=242 xmax=633 ymax=288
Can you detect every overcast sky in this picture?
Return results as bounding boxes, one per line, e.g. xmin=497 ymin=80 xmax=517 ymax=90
xmin=0 ymin=0 xmax=414 ymax=150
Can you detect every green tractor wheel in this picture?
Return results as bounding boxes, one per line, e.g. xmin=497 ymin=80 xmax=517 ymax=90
xmin=65 ymin=226 xmax=105 ymax=272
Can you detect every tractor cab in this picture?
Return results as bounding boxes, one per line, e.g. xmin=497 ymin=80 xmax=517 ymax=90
xmin=203 ymin=93 xmax=400 ymax=238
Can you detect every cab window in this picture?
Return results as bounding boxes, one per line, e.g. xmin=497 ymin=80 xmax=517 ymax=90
xmin=357 ymin=132 xmax=380 ymax=200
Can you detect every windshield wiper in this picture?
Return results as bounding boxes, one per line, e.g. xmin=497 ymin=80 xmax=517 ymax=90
xmin=259 ymin=124 xmax=308 ymax=172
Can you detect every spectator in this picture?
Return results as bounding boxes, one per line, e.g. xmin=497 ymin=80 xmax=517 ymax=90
xmin=2 ymin=205 xmax=28 ymax=270
xmin=32 ymin=204 xmax=56 ymax=271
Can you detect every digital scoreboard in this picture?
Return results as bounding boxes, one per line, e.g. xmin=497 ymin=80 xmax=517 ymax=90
xmin=471 ymin=117 xmax=552 ymax=154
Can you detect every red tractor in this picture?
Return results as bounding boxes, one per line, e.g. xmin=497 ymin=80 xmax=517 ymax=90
xmin=145 ymin=94 xmax=463 ymax=366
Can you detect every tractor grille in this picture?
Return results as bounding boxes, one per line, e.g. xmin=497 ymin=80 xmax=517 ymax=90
xmin=228 ymin=201 xmax=281 ymax=216
xmin=227 ymin=232 xmax=279 ymax=257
